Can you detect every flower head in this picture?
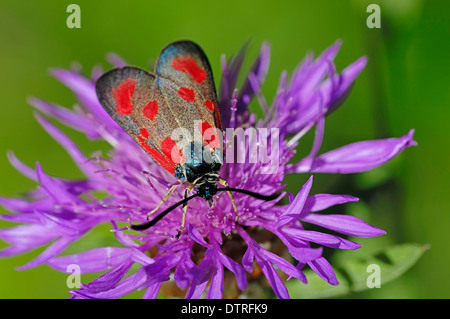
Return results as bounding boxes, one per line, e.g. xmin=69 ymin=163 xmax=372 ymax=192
xmin=0 ymin=40 xmax=416 ymax=299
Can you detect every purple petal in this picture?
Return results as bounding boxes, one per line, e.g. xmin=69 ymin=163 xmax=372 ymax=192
xmin=302 ymin=193 xmax=359 ymax=214
xmin=187 ymin=223 xmax=210 ymax=247
xmin=235 ymin=43 xmax=271 ymax=118
xmin=35 ymin=162 xmax=77 ymax=204
xmin=0 ymin=224 xmax=50 ymax=245
xmin=91 ymin=65 xmax=104 ymax=82
xmin=0 ymin=209 xmax=40 ymax=224
xmin=50 ymin=68 xmax=120 ymax=132
xmin=29 ymin=97 xmax=100 ymax=139
xmin=110 ymin=221 xmax=139 ymax=248
xmin=106 ymin=52 xmax=128 ymax=68
xmin=17 ymin=236 xmax=75 ymax=270
xmin=278 ymin=41 xmax=342 ymax=136
xmin=308 ymin=257 xmax=338 ymax=285
xmin=195 ymin=249 xmax=215 ymax=284
xmin=174 ymin=253 xmax=197 ymax=290
xmin=277 ymin=176 xmax=313 ymax=227
xmin=260 ymin=247 xmax=307 ymax=282
xmin=216 ymin=248 xmax=248 ymax=291
xmin=308 ymin=113 xmax=325 ymax=159
xmin=289 ymin=103 xmax=325 ymax=170
xmin=83 ymin=261 xmax=133 ymax=293
xmin=6 ymin=151 xmax=37 ymax=181
xmin=286 ymin=246 xmax=323 ymax=264
xmin=219 ymin=43 xmax=248 ymax=127
xmin=248 ymin=72 xmax=269 ymax=113
xmin=256 ymin=256 xmax=290 ymax=299
xmin=142 ymin=282 xmax=162 ymax=299
xmin=302 ymin=213 xmax=386 ymax=237
xmin=0 ymin=196 xmax=46 ymax=215
xmin=34 ymin=113 xmax=97 ymax=177
xmin=0 ymin=245 xmax=36 ymax=257
xmin=48 ymin=247 xmax=133 ymax=273
xmin=241 ymin=245 xmax=254 ymax=273
xmin=289 ymin=129 xmax=417 ymax=174
xmin=73 ymin=267 xmax=147 ymax=299
xmin=130 ymin=248 xmax=154 ymax=266
xmin=185 ymin=280 xmax=208 ymax=299
xmin=223 ymin=43 xmax=248 ymax=90
xmin=240 ymin=227 xmax=305 ymax=292
xmin=34 ymin=210 xmax=92 ymax=237
xmin=325 ymin=56 xmax=368 ymax=114
xmin=144 ymin=253 xmax=181 ymax=286
xmin=0 ymin=224 xmax=57 ymax=256
xmin=295 ymin=40 xmax=342 ymax=103
xmin=207 ymin=262 xmax=224 ymax=299
xmin=282 ymin=228 xmax=361 ymax=250
xmin=283 ymin=94 xmax=323 ymax=138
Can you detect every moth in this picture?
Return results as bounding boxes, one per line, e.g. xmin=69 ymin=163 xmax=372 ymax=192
xmin=96 ymin=40 xmax=277 ymax=237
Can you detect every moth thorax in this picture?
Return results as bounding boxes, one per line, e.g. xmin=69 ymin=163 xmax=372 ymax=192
xmin=194 ymin=176 xmax=218 ymax=201
xmin=175 ymin=142 xmax=222 ymax=183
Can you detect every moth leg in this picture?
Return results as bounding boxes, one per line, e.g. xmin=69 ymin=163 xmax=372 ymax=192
xmin=176 ymin=184 xmax=194 ymax=239
xmin=218 ymin=178 xmax=239 ymax=223
xmin=209 ymin=198 xmax=215 ymax=209
xmin=147 ymin=183 xmax=179 ymax=221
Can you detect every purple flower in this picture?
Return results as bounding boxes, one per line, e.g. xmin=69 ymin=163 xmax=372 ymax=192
xmin=0 ymin=40 xmax=416 ymax=299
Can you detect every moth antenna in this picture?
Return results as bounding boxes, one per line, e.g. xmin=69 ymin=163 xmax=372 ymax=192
xmin=130 ymin=189 xmax=281 ymax=232
xmin=130 ymin=193 xmax=200 ymax=231
xmin=216 ymin=188 xmax=281 ymax=201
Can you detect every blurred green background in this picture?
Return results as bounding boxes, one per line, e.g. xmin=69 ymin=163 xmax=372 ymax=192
xmin=0 ymin=0 xmax=448 ymax=298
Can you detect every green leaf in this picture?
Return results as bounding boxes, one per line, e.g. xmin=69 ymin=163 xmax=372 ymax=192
xmin=287 ymin=243 xmax=428 ymax=298
xmin=342 ymin=243 xmax=429 ymax=292
xmin=287 ymin=268 xmax=350 ymax=299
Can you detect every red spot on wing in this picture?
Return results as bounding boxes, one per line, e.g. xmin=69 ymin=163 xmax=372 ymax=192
xmin=161 ymin=137 xmax=185 ymax=165
xmin=172 ymin=56 xmax=207 ymax=83
xmin=137 ymin=136 xmax=175 ymax=174
xmin=213 ymin=104 xmax=222 ymax=129
xmin=178 ymin=87 xmax=195 ymax=102
xmin=112 ymin=80 xmax=135 ymax=115
xmin=205 ymin=101 xmax=222 ymax=128
xmin=142 ymin=100 xmax=158 ymax=121
xmin=205 ymin=100 xmax=215 ymax=111
xmin=140 ymin=128 xmax=149 ymax=139
xmin=199 ymin=121 xmax=221 ymax=149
